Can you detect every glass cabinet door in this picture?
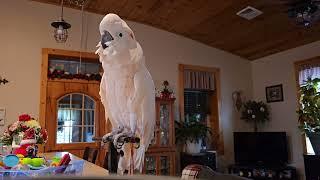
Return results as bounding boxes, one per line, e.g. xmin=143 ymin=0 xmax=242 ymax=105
xmin=145 ymin=156 xmax=157 ymax=175
xmin=160 ymin=156 xmax=170 ymax=176
xmin=159 ymin=103 xmax=170 ymax=146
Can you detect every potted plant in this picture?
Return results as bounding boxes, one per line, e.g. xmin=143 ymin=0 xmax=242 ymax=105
xmin=175 ymin=116 xmax=211 ymax=154
xmin=297 ymin=78 xmax=320 ymax=154
xmin=241 ymin=100 xmax=270 ymax=132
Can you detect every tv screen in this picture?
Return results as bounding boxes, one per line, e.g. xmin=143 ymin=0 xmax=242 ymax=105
xmin=234 ymin=132 xmax=288 ymax=165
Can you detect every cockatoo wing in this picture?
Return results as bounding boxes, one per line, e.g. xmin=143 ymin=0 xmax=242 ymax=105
xmin=127 ymin=43 xmax=155 ymax=171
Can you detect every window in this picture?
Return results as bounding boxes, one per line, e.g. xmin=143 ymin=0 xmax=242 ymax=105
xmin=179 ymin=64 xmax=222 ymax=152
xmin=184 ymin=89 xmax=213 ymax=122
xmin=57 ymin=93 xmax=95 ymax=144
xmin=296 ymin=59 xmax=320 ymax=154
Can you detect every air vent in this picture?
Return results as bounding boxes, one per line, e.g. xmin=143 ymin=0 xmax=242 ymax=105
xmin=237 ymin=6 xmax=263 ymax=20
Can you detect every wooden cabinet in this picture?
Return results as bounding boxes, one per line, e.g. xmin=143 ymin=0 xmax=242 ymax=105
xmin=40 ymin=48 xmax=108 ymax=166
xmin=143 ymin=97 xmax=176 ymax=176
xmin=144 ymin=152 xmax=175 ymax=176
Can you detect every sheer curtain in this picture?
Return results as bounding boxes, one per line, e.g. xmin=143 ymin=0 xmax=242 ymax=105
xmin=298 ymin=64 xmax=320 ymax=85
xmin=298 ymin=64 xmax=320 ymax=154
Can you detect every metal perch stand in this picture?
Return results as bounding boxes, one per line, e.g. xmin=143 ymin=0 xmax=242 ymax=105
xmin=93 ymin=135 xmax=140 ymax=175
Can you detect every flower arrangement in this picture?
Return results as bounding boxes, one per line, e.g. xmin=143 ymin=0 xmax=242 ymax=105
xmin=48 ymin=69 xmax=102 ymax=81
xmin=0 ymin=114 xmax=48 ymax=147
xmin=157 ymin=80 xmax=174 ymax=99
xmin=241 ymin=100 xmax=270 ymax=132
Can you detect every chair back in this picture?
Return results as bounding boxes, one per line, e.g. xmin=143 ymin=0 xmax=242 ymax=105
xmin=83 ymin=147 xmax=98 ymax=164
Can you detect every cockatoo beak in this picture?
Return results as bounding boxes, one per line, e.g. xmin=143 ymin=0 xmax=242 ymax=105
xmin=101 ymin=30 xmax=114 ymax=49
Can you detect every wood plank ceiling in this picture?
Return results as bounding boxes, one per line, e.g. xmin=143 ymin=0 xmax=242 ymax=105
xmin=32 ymin=0 xmax=320 ymax=60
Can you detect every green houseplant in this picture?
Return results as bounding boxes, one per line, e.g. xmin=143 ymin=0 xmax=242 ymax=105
xmin=175 ymin=116 xmax=211 ymax=153
xmin=241 ymin=100 xmax=270 ymax=132
xmin=297 ymin=78 xmax=320 ymax=154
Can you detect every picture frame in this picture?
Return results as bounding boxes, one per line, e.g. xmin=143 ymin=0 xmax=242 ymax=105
xmin=0 ymin=108 xmax=5 ymax=126
xmin=265 ymin=84 xmax=284 ymax=103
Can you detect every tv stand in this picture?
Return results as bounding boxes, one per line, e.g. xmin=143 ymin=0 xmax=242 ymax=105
xmin=228 ymin=164 xmax=296 ymax=180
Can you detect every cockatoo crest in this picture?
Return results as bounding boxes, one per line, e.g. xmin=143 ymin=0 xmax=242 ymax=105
xmin=96 ymin=13 xmax=137 ymax=64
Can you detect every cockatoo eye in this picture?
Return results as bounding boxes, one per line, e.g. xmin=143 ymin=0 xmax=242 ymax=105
xmin=119 ymin=33 xmax=123 ymax=37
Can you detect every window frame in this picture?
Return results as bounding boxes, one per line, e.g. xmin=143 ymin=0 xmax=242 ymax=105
xmin=178 ymin=64 xmax=223 ymax=154
xmin=294 ymin=56 xmax=320 ymax=154
xmin=56 ymin=93 xmax=96 ymax=144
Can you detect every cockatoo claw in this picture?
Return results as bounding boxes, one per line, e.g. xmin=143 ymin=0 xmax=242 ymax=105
xmin=113 ymin=132 xmax=127 ymax=149
xmin=102 ymin=133 xmax=113 ymax=143
xmin=102 ymin=127 xmax=122 ymax=143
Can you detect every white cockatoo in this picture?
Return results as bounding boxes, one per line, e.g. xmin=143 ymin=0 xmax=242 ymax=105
xmin=96 ymin=13 xmax=155 ymax=174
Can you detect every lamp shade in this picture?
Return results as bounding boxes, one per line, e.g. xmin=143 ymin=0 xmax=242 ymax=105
xmin=51 ymin=19 xmax=71 ymax=43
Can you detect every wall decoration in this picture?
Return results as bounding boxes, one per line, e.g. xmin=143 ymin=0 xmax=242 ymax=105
xmin=0 ymin=76 xmax=9 ymax=85
xmin=232 ymin=91 xmax=244 ymax=111
xmin=265 ymin=84 xmax=284 ymax=103
xmin=0 ymin=108 xmax=5 ymax=126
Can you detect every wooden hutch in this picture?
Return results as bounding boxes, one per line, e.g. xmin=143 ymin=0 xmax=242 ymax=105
xmin=143 ymin=97 xmax=176 ymax=176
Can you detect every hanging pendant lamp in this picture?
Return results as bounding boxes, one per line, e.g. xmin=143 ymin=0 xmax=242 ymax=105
xmin=51 ymin=0 xmax=71 ymax=43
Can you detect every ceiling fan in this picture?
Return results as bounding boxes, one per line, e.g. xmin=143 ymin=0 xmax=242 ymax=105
xmin=285 ymin=0 xmax=320 ymax=27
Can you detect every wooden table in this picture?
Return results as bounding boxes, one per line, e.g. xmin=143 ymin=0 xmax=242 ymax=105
xmin=39 ymin=152 xmax=109 ymax=177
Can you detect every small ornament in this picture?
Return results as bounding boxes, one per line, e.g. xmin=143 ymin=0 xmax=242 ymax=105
xmin=3 ymin=154 xmax=19 ymax=168
xmin=159 ymin=80 xmax=174 ymax=99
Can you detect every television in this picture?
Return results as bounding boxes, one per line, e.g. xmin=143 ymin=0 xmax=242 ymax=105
xmin=234 ymin=132 xmax=288 ymax=165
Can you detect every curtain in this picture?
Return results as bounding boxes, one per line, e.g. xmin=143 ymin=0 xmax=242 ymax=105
xmin=184 ymin=70 xmax=215 ymax=90
xmin=299 ymin=64 xmax=320 ymax=85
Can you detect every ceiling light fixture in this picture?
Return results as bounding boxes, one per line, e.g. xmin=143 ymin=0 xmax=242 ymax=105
xmin=287 ymin=0 xmax=320 ymax=27
xmin=68 ymin=0 xmax=90 ymax=74
xmin=51 ymin=0 xmax=71 ymax=43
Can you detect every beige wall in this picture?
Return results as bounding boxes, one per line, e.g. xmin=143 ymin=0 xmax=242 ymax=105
xmin=252 ymin=40 xmax=320 ymax=179
xmin=0 ymin=0 xmax=253 ymax=171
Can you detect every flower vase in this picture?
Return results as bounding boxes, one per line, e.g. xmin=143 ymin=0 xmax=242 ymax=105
xmin=254 ymin=120 xmax=258 ymax=132
xmin=12 ymin=134 xmax=22 ymax=149
xmin=185 ymin=140 xmax=202 ymax=154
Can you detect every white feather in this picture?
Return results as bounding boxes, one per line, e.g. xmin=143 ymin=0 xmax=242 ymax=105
xmin=97 ymin=13 xmax=155 ymax=173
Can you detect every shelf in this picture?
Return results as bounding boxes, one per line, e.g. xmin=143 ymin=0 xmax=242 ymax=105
xmin=48 ymin=79 xmax=100 ymax=84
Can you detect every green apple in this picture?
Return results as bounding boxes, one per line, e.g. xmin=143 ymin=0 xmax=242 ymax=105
xmin=22 ymin=158 xmax=32 ymax=165
xmin=31 ymin=158 xmax=44 ymax=167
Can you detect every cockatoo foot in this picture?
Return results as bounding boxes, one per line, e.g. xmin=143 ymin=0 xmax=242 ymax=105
xmin=102 ymin=127 xmax=124 ymax=143
xmin=113 ymin=132 xmax=128 ymax=149
xmin=102 ymin=133 xmax=113 ymax=143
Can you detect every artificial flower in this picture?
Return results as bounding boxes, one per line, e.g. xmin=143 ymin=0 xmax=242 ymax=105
xmin=40 ymin=129 xmax=48 ymax=142
xmin=3 ymin=129 xmax=10 ymax=137
xmin=24 ymin=119 xmax=40 ymax=128
xmin=19 ymin=114 xmax=31 ymax=121
xmin=24 ymin=128 xmax=35 ymax=139
xmin=0 ymin=114 xmax=47 ymax=146
xmin=9 ymin=121 xmax=20 ymax=132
